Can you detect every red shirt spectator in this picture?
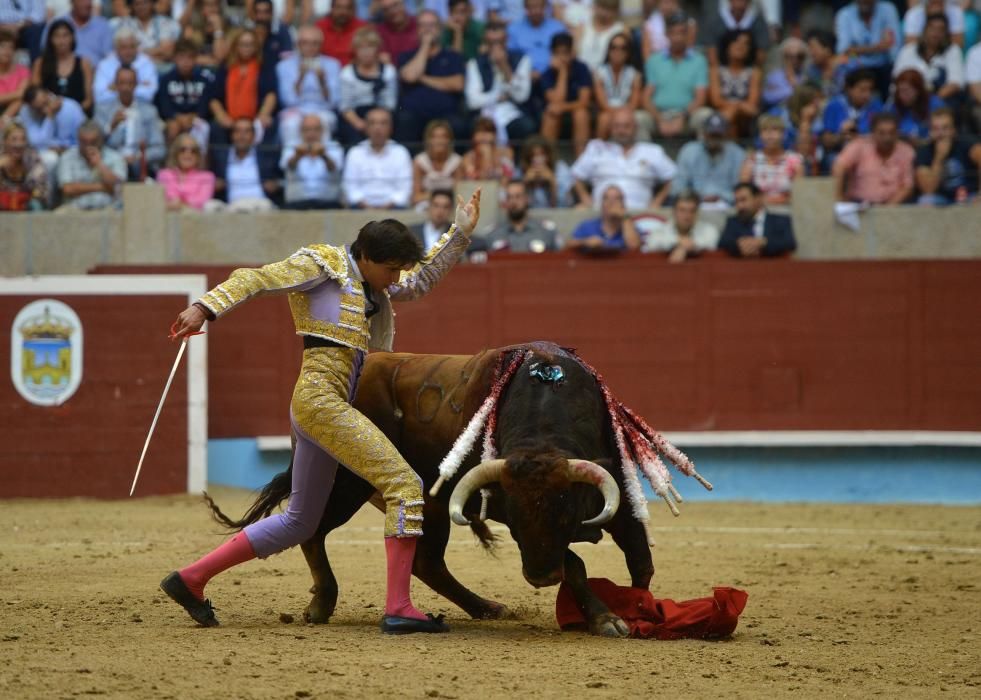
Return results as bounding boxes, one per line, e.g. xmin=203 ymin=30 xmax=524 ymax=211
xmin=377 ymin=0 xmax=419 ymax=61
xmin=317 ymin=0 xmax=367 ymax=66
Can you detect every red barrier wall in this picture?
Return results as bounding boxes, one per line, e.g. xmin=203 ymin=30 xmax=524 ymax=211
xmin=95 ymin=256 xmax=981 ymax=436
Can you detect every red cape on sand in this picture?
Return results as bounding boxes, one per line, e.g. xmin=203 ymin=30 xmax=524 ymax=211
xmin=556 ymin=578 xmax=749 ymax=640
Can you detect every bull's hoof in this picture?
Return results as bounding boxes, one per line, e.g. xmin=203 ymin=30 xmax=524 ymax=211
xmin=303 ymin=597 xmax=335 ymax=624
xmin=589 ymin=613 xmax=630 ymax=638
xmin=471 ymin=601 xmax=515 ymax=620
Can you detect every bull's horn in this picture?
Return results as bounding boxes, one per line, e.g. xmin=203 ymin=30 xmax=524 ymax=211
xmin=447 ymin=459 xmax=507 ymax=526
xmin=566 ymin=460 xmax=621 ymax=526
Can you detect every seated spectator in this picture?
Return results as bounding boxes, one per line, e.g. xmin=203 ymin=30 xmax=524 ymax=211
xmin=699 ymin=0 xmax=770 ymax=66
xmin=276 ymin=25 xmax=341 ymax=146
xmin=567 ymin=185 xmax=640 ymax=251
xmin=540 ymin=32 xmax=591 ymax=155
xmin=903 ymin=0 xmax=965 ymax=46
xmin=594 ymin=31 xmax=646 ymax=140
xmin=110 ymin=0 xmax=180 ymax=68
xmin=640 ymin=190 xmax=720 ymax=262
xmin=156 ymin=133 xmax=215 ymax=210
xmin=378 ymin=0 xmax=419 ymax=62
xmin=708 ymin=29 xmax=760 ymax=137
xmin=18 ymin=86 xmax=86 ymax=174
xmin=412 ymin=119 xmax=460 ymax=206
xmin=763 ymin=37 xmax=807 ymax=109
xmin=834 ymin=0 xmax=900 ymax=97
xmin=718 ymin=181 xmax=797 ymax=258
xmin=338 ymin=27 xmax=398 ymax=146
xmin=572 ymin=107 xmax=675 ymax=210
xmin=485 ymin=178 xmax=557 ymax=252
xmin=208 ymin=29 xmax=277 ymax=144
xmin=316 ymin=0 xmax=366 ymax=66
xmin=643 ymin=12 xmax=709 ymax=138
xmin=969 ymin=39 xmax=981 ymax=133
xmin=42 ymin=0 xmax=114 ymax=66
xmin=157 ymin=38 xmax=215 ymax=146
xmin=914 ymin=106 xmax=981 ymax=205
xmin=506 ymin=0 xmax=565 ymax=78
xmin=341 ymin=107 xmax=412 ymax=209
xmin=210 ymin=116 xmax=280 ymax=211
xmin=280 ymin=113 xmax=344 ymax=209
xmin=832 ymin=111 xmax=915 ymax=204
xmin=671 ymin=111 xmax=744 ymax=207
xmin=252 ymin=0 xmax=293 ymax=65
xmin=0 ymin=122 xmax=48 ymax=211
xmin=410 ymin=188 xmax=455 ymax=251
xmin=520 ymin=135 xmax=572 ymax=207
xmin=893 ymin=12 xmax=964 ymax=102
xmin=574 ymin=0 xmax=623 ymax=73
xmin=817 ymin=67 xmax=882 ymax=171
xmin=444 ymin=0 xmax=484 ymax=61
xmin=0 ymin=31 xmax=29 ymax=121
xmin=465 ymin=19 xmax=535 ymax=144
xmin=885 ymin=69 xmax=944 ymax=144
xmin=0 ymin=0 xmax=44 ymax=65
xmin=395 ymin=10 xmax=466 ymax=144
xmin=641 ymin=0 xmax=695 ymax=60
xmin=179 ymin=0 xmax=231 ymax=67
xmin=460 ymin=116 xmax=514 ymax=183
xmin=769 ymin=83 xmax=821 ymax=168
xmin=56 ymin=119 xmax=126 ymax=209
xmin=93 ymin=28 xmax=159 ymax=106
xmin=33 ymin=19 xmax=94 ymax=116
xmin=94 ymin=66 xmax=166 ymax=179
xmin=739 ymin=114 xmax=805 ymax=206
xmin=804 ymin=29 xmax=853 ymax=99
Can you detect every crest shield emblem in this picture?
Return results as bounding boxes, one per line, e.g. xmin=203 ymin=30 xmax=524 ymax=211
xmin=11 ymin=299 xmax=84 ymax=406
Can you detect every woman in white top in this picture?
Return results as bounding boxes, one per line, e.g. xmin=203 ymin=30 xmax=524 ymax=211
xmin=594 ymin=32 xmax=643 ymax=138
xmin=412 ymin=119 xmax=462 ymax=206
xmin=574 ymin=0 xmax=624 ymax=72
xmin=903 ymin=0 xmax=966 ymax=46
xmin=338 ymin=27 xmax=399 ymax=145
xmin=641 ymin=0 xmax=696 ymax=60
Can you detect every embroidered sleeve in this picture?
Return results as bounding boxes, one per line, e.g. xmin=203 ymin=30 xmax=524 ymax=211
xmin=198 ymin=244 xmax=348 ymax=318
xmin=387 ymin=223 xmax=471 ymax=302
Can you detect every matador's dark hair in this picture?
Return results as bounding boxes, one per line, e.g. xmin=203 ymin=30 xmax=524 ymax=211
xmin=351 ymin=219 xmax=424 ymax=265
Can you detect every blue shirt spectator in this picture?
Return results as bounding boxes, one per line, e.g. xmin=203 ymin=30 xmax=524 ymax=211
xmin=834 ymin=1 xmax=901 ymax=70
xmin=540 ymin=55 xmax=591 ymax=102
xmin=18 ymin=88 xmax=86 ymax=149
xmin=567 ymin=184 xmax=640 ymax=251
xmin=818 ymin=91 xmax=882 ymax=137
xmin=157 ymin=62 xmax=215 ymax=121
xmin=644 ymin=48 xmax=708 ymax=112
xmin=506 ymin=0 xmax=565 ymax=75
xmin=570 ymin=218 xmax=629 ymax=249
xmin=41 ymin=2 xmax=113 ymax=65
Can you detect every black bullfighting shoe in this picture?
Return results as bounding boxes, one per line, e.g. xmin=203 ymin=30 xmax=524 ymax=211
xmin=380 ymin=613 xmax=450 ymax=635
xmin=160 ymin=571 xmax=220 ymax=627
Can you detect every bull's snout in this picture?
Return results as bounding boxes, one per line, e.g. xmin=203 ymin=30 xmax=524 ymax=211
xmin=522 ymin=566 xmax=564 ymax=588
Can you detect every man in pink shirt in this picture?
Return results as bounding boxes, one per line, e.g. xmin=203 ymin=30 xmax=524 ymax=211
xmin=377 ymin=0 xmax=418 ymax=62
xmin=832 ymin=111 xmax=915 ymax=205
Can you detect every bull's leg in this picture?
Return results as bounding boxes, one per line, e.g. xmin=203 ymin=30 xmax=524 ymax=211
xmin=563 ymin=549 xmax=630 ymax=638
xmin=300 ymin=533 xmax=338 ymax=623
xmin=608 ymin=517 xmax=655 ymax=589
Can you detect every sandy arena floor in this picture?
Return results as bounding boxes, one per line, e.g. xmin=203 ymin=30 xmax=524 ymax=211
xmin=1 ymin=488 xmax=979 ymax=699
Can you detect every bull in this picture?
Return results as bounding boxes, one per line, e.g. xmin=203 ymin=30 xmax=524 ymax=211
xmin=209 ymin=342 xmax=706 ymax=637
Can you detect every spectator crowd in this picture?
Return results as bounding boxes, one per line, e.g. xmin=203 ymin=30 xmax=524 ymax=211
xmin=0 ymin=0 xmax=980 ymax=259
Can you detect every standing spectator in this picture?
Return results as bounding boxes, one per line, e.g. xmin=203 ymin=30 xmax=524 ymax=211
xmin=341 ymin=107 xmax=412 ymax=209
xmin=594 ymin=31 xmax=645 ymax=140
xmin=17 ymin=86 xmax=86 ymax=173
xmin=395 ymin=10 xmax=465 ymax=144
xmin=506 ymin=0 xmax=565 ymax=78
xmin=460 ymin=115 xmax=514 ymax=181
xmin=33 ymin=19 xmax=94 ymax=115
xmin=56 ymin=119 xmax=126 ymax=210
xmin=914 ymin=106 xmax=981 ymax=204
xmin=832 ymin=111 xmax=916 ymax=204
xmin=643 ymin=12 xmax=709 ymax=138
xmin=316 ymin=0 xmax=366 ymax=66
xmin=671 ymin=111 xmax=745 ymax=206
xmin=739 ymin=113 xmax=805 ymax=205
xmin=179 ymin=0 xmax=232 ymax=67
xmin=893 ymin=12 xmax=965 ymax=101
xmin=641 ymin=0 xmax=696 ymax=60
xmin=208 ymin=29 xmax=278 ymax=144
xmin=110 ymin=0 xmax=181 ymax=68
xmin=93 ymin=28 xmax=159 ymax=106
xmin=571 ymin=107 xmax=676 ymax=210
xmin=0 ymin=122 xmax=48 ymax=211
xmin=338 ymin=27 xmax=398 ymax=146
xmin=156 ymin=133 xmax=215 ymax=210
xmin=567 ymin=184 xmax=640 ymax=251
xmin=210 ymin=116 xmax=280 ymax=210
xmin=718 ymin=181 xmax=797 ymax=258
xmin=0 ymin=30 xmax=29 ymax=121
xmin=763 ymin=36 xmax=807 ymax=109
xmin=540 ymin=32 xmax=592 ymax=156
xmin=280 ymin=113 xmax=344 ymax=209
xmin=699 ymin=0 xmax=771 ymax=66
xmin=409 ymin=188 xmax=454 ymax=251
xmin=969 ymin=40 xmax=981 ymax=132
xmin=574 ymin=0 xmax=623 ymax=73
xmin=804 ymin=28 xmax=853 ymax=99
xmin=94 ymin=66 xmax=166 ymax=178
xmin=157 ymin=38 xmax=214 ymax=145
xmin=520 ymin=135 xmax=572 ymax=207
xmin=252 ymin=0 xmax=293 ymax=65
xmin=834 ymin=0 xmax=901 ymax=97
xmin=443 ymin=0 xmax=484 ymax=61
xmin=42 ymin=0 xmax=114 ymax=66
xmin=885 ymin=68 xmax=944 ymax=143
xmin=485 ymin=178 xmax=557 ymax=252
xmin=708 ymin=29 xmax=760 ymax=137
xmin=641 ymin=190 xmax=720 ymax=261
xmin=377 ymin=0 xmax=419 ymax=62
xmin=276 ymin=25 xmax=341 ymax=146
xmin=903 ymin=0 xmax=965 ymax=46
xmin=465 ymin=19 xmax=535 ymax=144
xmin=412 ymin=118 xmax=460 ymax=205
xmin=816 ymin=67 xmax=882 ymax=170
xmin=0 ymin=0 xmax=44 ymax=63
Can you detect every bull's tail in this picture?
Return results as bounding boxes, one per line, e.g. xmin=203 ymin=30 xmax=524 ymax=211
xmin=203 ymin=458 xmax=294 ymax=531
xmin=468 ymin=519 xmax=499 ymax=552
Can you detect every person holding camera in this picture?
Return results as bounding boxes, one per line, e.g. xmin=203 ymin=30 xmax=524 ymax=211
xmin=276 ymin=24 xmax=342 ymax=146
xmin=280 ymin=113 xmax=345 ymax=209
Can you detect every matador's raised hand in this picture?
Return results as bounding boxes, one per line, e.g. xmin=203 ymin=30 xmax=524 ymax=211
xmin=454 ymin=187 xmax=481 ymax=234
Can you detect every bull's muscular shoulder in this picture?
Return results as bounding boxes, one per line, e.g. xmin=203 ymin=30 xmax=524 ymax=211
xmin=293 ymin=244 xmax=349 ymax=281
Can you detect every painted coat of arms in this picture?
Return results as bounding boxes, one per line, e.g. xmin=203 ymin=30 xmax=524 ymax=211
xmin=11 ymin=299 xmax=83 ymax=406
